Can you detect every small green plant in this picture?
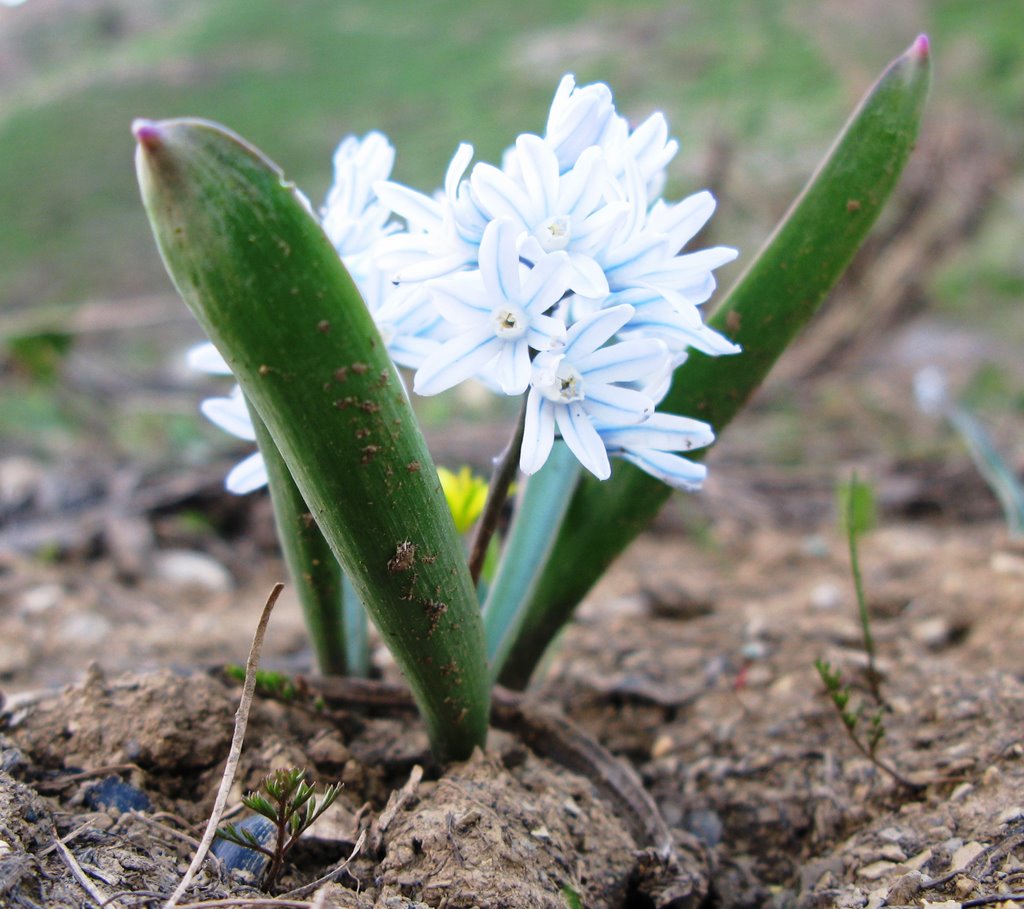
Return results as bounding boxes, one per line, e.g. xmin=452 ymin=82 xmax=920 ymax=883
xmin=816 ymin=473 xmax=921 ymax=790
xmin=814 ymin=659 xmax=918 ymax=790
xmin=223 ymin=666 xmax=298 ymax=702
xmin=217 ymin=767 xmax=340 ymax=891
xmin=839 ymin=472 xmax=882 ymax=702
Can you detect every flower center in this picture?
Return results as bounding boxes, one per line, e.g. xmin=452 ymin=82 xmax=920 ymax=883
xmin=535 ymin=353 xmax=585 ymax=403
xmin=492 ymin=303 xmax=528 ymax=340
xmin=534 ymin=215 xmax=571 ymax=252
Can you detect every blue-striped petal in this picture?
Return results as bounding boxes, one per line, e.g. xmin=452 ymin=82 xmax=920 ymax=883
xmin=413 ymin=327 xmax=499 ymax=396
xmin=520 ymin=391 xmax=556 ymax=475
xmin=618 ymin=449 xmax=707 ymax=491
xmin=556 ymin=402 xmax=610 ymax=479
xmin=564 ymin=303 xmax=635 ymax=358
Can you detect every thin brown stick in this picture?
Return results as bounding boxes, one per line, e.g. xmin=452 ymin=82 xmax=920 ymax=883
xmin=51 ymin=823 xmax=118 ymax=909
xmin=171 ymin=900 xmax=313 ymax=908
xmin=963 ymin=894 xmax=1024 ymax=908
xmin=164 ymin=583 xmax=284 ymax=909
xmin=468 ymin=396 xmax=528 ymax=585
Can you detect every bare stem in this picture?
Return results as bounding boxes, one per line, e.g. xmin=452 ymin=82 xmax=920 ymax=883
xmin=468 ymin=397 xmax=528 ymax=586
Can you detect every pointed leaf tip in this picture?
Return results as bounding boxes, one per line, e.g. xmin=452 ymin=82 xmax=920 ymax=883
xmin=910 ymin=34 xmax=930 ymax=62
xmin=132 ymin=119 xmax=162 ymax=149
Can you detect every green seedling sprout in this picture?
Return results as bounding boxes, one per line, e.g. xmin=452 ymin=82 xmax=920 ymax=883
xmin=217 ymin=767 xmax=340 ymax=891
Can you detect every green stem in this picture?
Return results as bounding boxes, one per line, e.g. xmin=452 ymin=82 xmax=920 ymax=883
xmin=468 ymin=395 xmax=528 ymax=586
xmin=483 ymin=443 xmax=579 ymax=682
xmin=341 ymin=573 xmax=370 ymax=678
xmin=845 ymin=472 xmax=880 ymax=702
xmin=251 ymin=407 xmax=351 ymax=676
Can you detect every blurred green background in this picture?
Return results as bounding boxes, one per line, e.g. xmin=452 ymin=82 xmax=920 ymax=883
xmin=1 ymin=0 xmax=1022 ymax=473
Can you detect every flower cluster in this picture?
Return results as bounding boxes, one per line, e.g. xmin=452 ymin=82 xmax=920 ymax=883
xmin=192 ymin=75 xmax=738 ymax=493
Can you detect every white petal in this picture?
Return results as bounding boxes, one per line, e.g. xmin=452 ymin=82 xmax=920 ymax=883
xmin=520 ymin=390 xmax=555 ymax=475
xmin=471 ymin=162 xmax=533 ymax=228
xmin=600 ymin=412 xmax=715 ymax=452
xmin=564 ymin=304 xmax=635 ymax=359
xmin=557 ymin=402 xmax=610 ymax=479
xmin=393 ymin=250 xmax=474 ymax=283
xmin=655 ymin=190 xmax=716 ymax=250
xmin=413 ymin=328 xmax=500 ymax=396
xmin=372 ymin=180 xmax=442 ymax=231
xmin=516 ymin=134 xmax=559 ymax=220
xmin=526 ymin=313 xmax=567 ymax=350
xmin=582 ymin=384 xmax=653 ymax=425
xmin=565 ymin=251 xmax=609 ymax=298
xmin=557 ymin=145 xmax=606 ymax=215
xmin=430 ymin=274 xmax=491 ymax=323
xmin=226 ymin=452 xmax=268 ymax=494
xmin=577 ymin=337 xmax=668 ymax=384
xmin=520 ymin=250 xmax=571 ymax=313
xmin=445 ymin=143 xmax=475 ymax=202
xmin=479 ymin=219 xmax=522 ymax=302
xmin=187 ymin=342 xmax=232 ymax=375
xmin=201 ymin=393 xmax=256 ymax=441
xmin=496 ymin=340 xmax=532 ymax=395
xmin=618 ymin=449 xmax=707 ymax=491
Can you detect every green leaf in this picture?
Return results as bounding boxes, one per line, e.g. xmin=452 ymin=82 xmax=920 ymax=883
xmin=497 ymin=36 xmax=932 ymax=689
xmin=250 ymin=406 xmax=360 ymax=676
xmin=135 ymin=118 xmax=488 ymax=761
xmin=839 ymin=474 xmax=877 ymax=537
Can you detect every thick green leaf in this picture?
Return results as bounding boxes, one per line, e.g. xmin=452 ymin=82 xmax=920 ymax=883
xmin=135 ymin=119 xmax=488 ymax=760
xmin=497 ymin=36 xmax=932 ymax=688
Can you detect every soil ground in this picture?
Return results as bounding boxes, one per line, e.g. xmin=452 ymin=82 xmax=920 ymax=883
xmin=3 ymin=402 xmax=1024 ymax=907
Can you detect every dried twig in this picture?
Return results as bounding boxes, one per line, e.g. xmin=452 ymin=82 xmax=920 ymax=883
xmin=51 ymin=822 xmax=119 ymax=909
xmin=164 ymin=583 xmax=284 ymax=909
xmin=171 ymin=900 xmax=314 ymax=908
xmin=280 ymin=829 xmax=366 ymax=899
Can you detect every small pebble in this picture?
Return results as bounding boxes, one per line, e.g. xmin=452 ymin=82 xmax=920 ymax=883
xmin=950 ymin=841 xmax=986 ymax=871
xmin=153 ymin=550 xmax=233 ymax=592
xmin=83 ymin=776 xmax=152 ymax=813
xmin=17 ymin=584 xmax=63 ymax=616
xmin=810 ymin=582 xmax=843 ymax=611
xmin=910 ymin=616 xmax=953 ymax=650
xmin=949 ymin=782 xmax=974 ymax=802
xmin=992 ymin=552 xmax=1024 ymax=577
xmin=650 ymin=734 xmax=675 ymax=759
xmin=997 ymin=806 xmax=1024 ymax=826
xmin=858 ymin=860 xmax=896 ymax=881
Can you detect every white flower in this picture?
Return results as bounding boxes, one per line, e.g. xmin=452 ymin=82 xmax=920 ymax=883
xmin=414 ymin=219 xmax=571 ymax=396
xmin=322 ymin=131 xmax=396 ymax=273
xmin=543 ymin=74 xmax=679 ymax=194
xmin=470 ymin=134 xmax=626 ymax=297
xmin=521 ymin=304 xmax=668 ymax=480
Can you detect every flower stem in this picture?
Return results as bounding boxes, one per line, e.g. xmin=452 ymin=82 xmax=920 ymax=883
xmin=468 ymin=396 xmax=528 ymax=586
